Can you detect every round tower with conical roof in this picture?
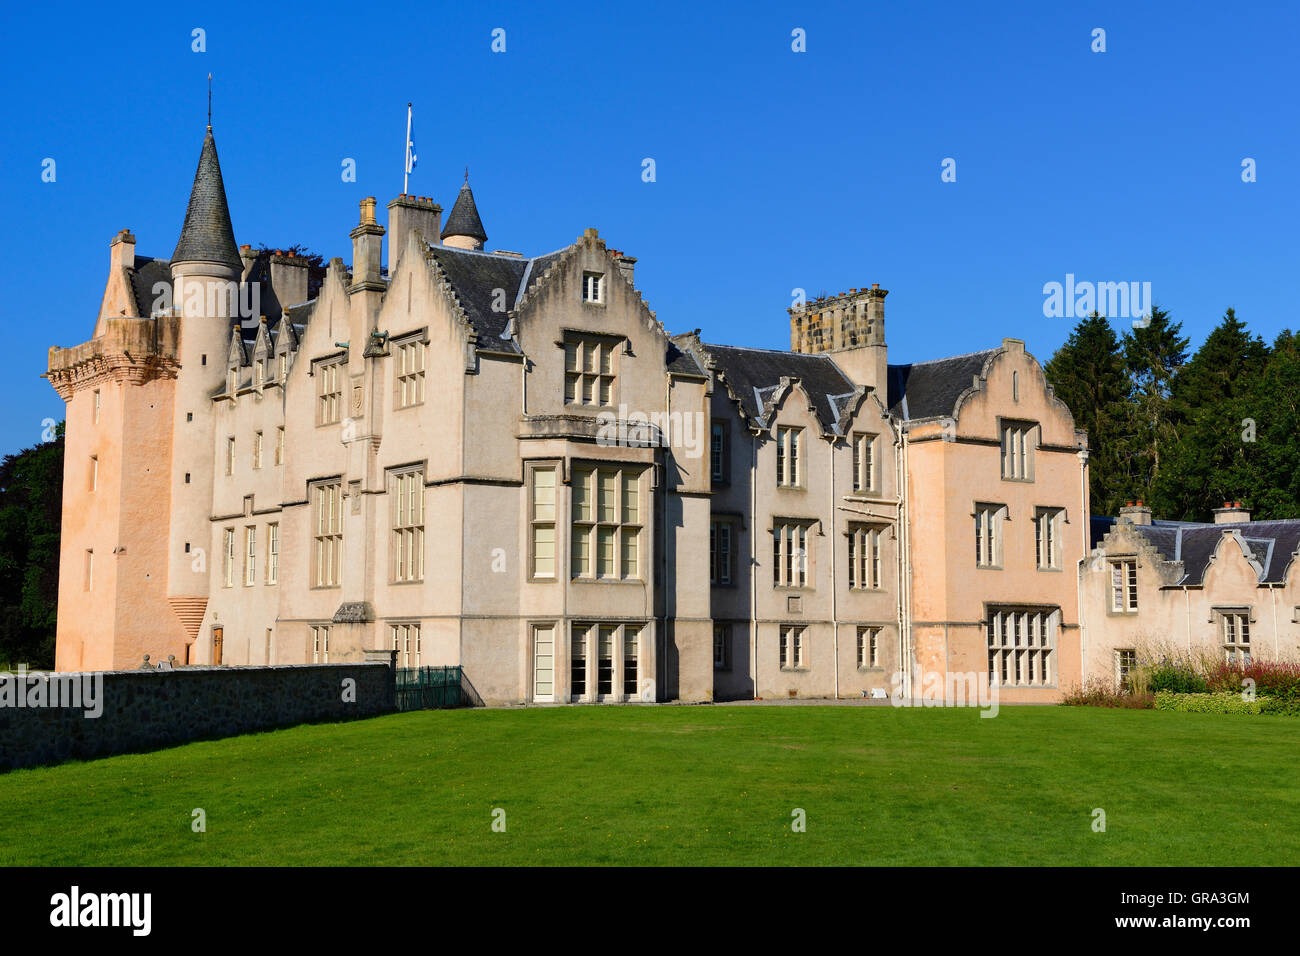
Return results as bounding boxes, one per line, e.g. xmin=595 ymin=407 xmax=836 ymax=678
xmin=440 ymin=171 xmax=488 ymax=250
xmin=166 ymin=126 xmax=244 ymax=647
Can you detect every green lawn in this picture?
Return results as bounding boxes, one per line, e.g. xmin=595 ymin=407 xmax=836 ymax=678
xmin=0 ymin=705 xmax=1295 ymax=865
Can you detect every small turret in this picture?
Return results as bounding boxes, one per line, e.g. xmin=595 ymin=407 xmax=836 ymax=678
xmin=172 ymin=128 xmax=241 ymax=276
xmin=440 ymin=170 xmax=488 ymax=250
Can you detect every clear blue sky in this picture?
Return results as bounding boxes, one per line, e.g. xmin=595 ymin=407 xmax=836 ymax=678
xmin=2 ymin=0 xmax=1296 ymax=458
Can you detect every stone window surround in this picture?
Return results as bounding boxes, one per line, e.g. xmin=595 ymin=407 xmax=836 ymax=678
xmin=560 ymin=330 xmax=624 ymax=409
xmin=857 ymin=625 xmax=883 ymax=670
xmin=772 ymin=517 xmax=819 ymax=589
xmin=998 ymin=417 xmax=1038 ymax=482
xmin=391 ymin=328 xmax=429 ymax=410
xmin=1034 ymin=506 xmax=1067 ymax=572
xmin=974 ymin=502 xmax=1008 ymax=570
xmin=312 ymin=352 xmax=347 ymax=427
xmin=526 ymin=460 xmax=560 ymax=583
xmin=1106 ymin=556 xmax=1139 ymax=615
xmin=569 ymin=463 xmax=644 ymax=582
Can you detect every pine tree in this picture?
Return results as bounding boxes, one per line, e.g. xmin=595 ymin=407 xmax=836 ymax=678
xmin=1241 ymin=329 xmax=1300 ymax=519
xmin=1119 ymin=304 xmax=1188 ymax=509
xmin=1154 ymin=309 xmax=1269 ymax=520
xmin=1044 ymin=312 xmax=1127 ymax=515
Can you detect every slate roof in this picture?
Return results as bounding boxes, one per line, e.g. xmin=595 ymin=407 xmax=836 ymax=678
xmin=440 ymin=181 xmax=488 ymax=242
xmin=666 ymin=340 xmax=706 ymax=377
xmin=426 ymin=244 xmax=530 ymax=351
xmin=698 ymin=343 xmax=857 ymax=431
xmin=172 ymin=129 xmax=241 ymax=272
xmin=887 ymin=349 xmax=999 ymax=421
xmin=1093 ymin=516 xmax=1300 ymax=586
xmin=129 ymin=256 xmax=172 ymax=317
xmin=425 ymin=244 xmax=692 ymax=374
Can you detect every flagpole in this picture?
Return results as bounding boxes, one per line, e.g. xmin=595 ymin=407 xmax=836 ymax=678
xmin=403 ymin=103 xmax=412 ymax=195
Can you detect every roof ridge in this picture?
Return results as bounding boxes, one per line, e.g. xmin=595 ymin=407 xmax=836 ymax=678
xmin=426 ymin=241 xmax=573 ymax=264
xmin=703 ymin=342 xmax=835 ymax=358
xmin=889 ymin=347 xmax=999 ymax=369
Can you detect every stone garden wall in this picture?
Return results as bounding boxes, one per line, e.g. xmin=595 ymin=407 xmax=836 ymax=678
xmin=0 ymin=662 xmax=395 ymax=773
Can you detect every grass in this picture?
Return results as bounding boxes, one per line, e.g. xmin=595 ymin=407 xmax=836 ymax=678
xmin=0 ymin=704 xmax=1295 ymax=865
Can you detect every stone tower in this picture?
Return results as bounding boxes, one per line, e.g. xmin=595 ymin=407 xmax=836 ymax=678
xmin=788 ymin=284 xmax=888 ymax=391
xmin=165 ymin=126 xmax=244 ymax=649
xmin=44 ymin=125 xmax=242 ymax=670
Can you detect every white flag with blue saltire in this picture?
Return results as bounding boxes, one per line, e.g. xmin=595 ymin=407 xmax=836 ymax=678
xmin=406 ymin=118 xmax=418 ymax=174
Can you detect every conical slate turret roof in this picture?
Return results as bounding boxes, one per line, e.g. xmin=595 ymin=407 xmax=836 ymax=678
xmin=440 ymin=175 xmax=488 ymax=243
xmin=172 ymin=128 xmax=241 ymax=271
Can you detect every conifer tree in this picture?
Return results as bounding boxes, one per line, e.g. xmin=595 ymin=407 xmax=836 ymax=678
xmin=1154 ymin=309 xmax=1268 ymax=519
xmin=1044 ymin=312 xmax=1127 ymax=515
xmin=1119 ymin=304 xmax=1188 ymax=508
xmin=1239 ymin=329 xmax=1300 ymax=519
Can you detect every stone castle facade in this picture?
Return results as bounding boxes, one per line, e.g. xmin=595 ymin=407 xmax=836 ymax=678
xmin=45 ymin=128 xmax=1300 ymax=703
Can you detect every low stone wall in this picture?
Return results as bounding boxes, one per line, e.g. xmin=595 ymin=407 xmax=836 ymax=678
xmin=0 ymin=662 xmax=395 ymax=773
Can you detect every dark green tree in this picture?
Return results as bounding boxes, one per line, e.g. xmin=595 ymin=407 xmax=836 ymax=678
xmin=0 ymin=423 xmax=64 ymax=668
xmin=1153 ymin=309 xmax=1269 ymax=520
xmin=1044 ymin=312 xmax=1128 ymax=515
xmin=1118 ymin=304 xmax=1189 ymax=507
xmin=1239 ymin=329 xmax=1300 ymax=519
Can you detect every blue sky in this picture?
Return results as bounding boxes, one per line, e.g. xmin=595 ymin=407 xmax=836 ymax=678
xmin=2 ymin=0 xmax=1296 ymax=457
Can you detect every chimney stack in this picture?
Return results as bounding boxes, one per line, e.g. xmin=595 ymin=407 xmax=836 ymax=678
xmin=350 ymin=197 xmax=385 ymax=291
xmin=1213 ymin=501 xmax=1251 ymax=524
xmin=110 ymin=229 xmax=136 ymax=279
xmin=1119 ymin=501 xmax=1153 ymax=526
xmin=269 ymin=251 xmax=309 ymax=313
xmin=386 ymin=195 xmax=442 ymax=273
xmin=611 ymin=249 xmax=636 ymax=287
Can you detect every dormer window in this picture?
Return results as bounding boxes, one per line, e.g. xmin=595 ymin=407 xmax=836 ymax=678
xmin=228 ymin=368 xmax=238 ymax=395
xmin=254 ymin=359 xmax=265 ymax=387
xmin=278 ymin=353 xmax=288 ymax=380
xmin=582 ymin=272 xmax=604 ymax=304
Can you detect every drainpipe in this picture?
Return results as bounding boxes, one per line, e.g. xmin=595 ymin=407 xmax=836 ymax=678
xmin=897 ymin=425 xmax=912 ymax=699
xmin=750 ymin=428 xmax=759 ymax=698
xmin=662 ymin=376 xmax=670 ymax=701
xmin=831 ymin=433 xmax=839 ymax=700
xmin=1184 ymin=588 xmax=1192 ymax=653
xmin=1078 ymin=448 xmax=1089 ymax=681
xmin=1271 ymin=587 xmax=1279 ymax=659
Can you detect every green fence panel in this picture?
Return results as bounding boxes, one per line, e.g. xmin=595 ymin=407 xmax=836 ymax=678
xmin=394 ymin=666 xmax=474 ymax=711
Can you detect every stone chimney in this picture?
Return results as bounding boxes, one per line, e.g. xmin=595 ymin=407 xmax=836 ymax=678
xmin=1213 ymin=501 xmax=1251 ymax=524
xmin=789 ymin=283 xmax=889 ymax=391
xmin=350 ymin=197 xmax=386 ymax=291
xmin=1119 ymin=501 xmax=1153 ymax=526
xmin=269 ymin=251 xmax=309 ymax=310
xmin=611 ymin=249 xmax=636 ymax=287
xmin=386 ymin=195 xmax=442 ymax=272
xmin=110 ymin=229 xmax=136 ymax=275
xmin=239 ymin=244 xmax=258 ymax=283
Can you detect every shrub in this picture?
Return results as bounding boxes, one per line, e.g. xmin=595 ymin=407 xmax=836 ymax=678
xmin=1204 ymin=660 xmax=1300 ymax=700
xmin=1146 ymin=663 xmax=1208 ymax=694
xmin=1062 ymin=678 xmax=1154 ymax=709
xmin=1153 ymin=691 xmax=1270 ymax=714
xmin=1259 ymin=696 xmax=1300 ymax=716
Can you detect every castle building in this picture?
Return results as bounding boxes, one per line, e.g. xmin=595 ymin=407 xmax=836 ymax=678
xmin=46 ymin=128 xmax=1299 ymax=703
